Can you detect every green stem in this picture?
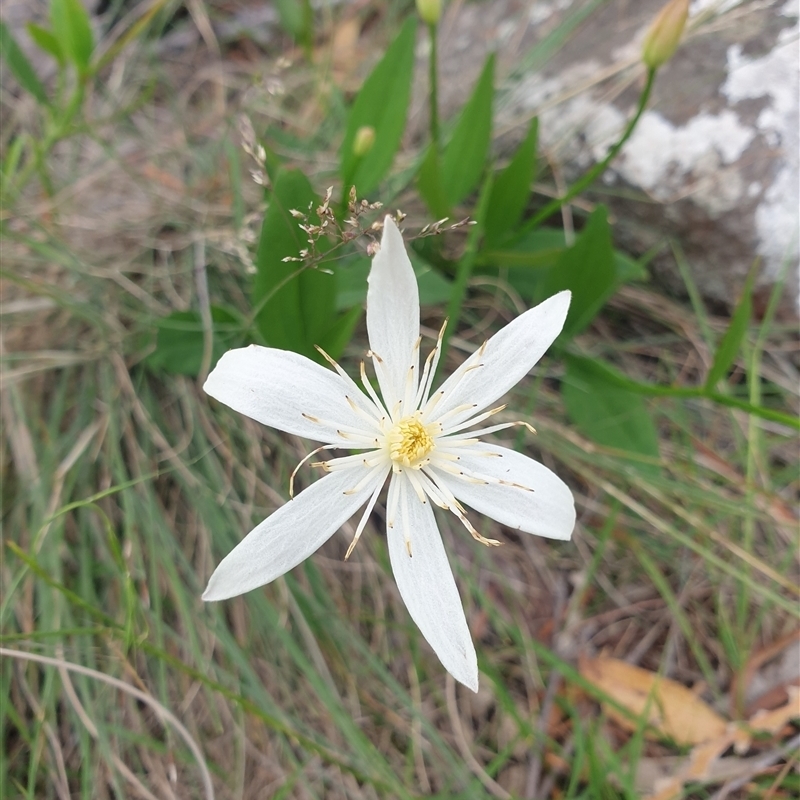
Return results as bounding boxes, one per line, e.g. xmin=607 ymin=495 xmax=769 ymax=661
xmin=428 ymin=22 xmax=440 ymax=153
xmin=568 ymin=351 xmax=799 ymax=429
xmin=515 ymin=67 xmax=656 ymax=240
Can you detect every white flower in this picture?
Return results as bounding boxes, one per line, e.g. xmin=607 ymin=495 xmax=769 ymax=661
xmin=202 ymin=216 xmax=575 ymax=691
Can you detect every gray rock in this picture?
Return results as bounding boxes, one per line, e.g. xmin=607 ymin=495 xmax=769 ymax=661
xmin=430 ymin=0 xmax=799 ymax=313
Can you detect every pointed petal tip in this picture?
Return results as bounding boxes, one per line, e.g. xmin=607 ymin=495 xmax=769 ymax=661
xmin=448 ymin=661 xmax=479 ymax=693
xmin=540 ymin=288 xmax=572 ymax=339
xmin=201 ymin=586 xmax=215 ymax=602
xmin=378 ymin=214 xmax=403 ymax=254
xmin=201 ymin=578 xmax=225 ymax=602
xmin=547 ymin=288 xmax=572 ymax=315
xmin=464 ymin=671 xmax=480 ymax=693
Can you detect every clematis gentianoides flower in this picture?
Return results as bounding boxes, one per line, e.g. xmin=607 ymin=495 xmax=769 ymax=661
xmin=203 ymin=216 xmax=575 ymax=691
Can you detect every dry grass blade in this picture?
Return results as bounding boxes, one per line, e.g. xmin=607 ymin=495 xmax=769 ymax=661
xmin=0 ymin=648 xmax=215 ymax=800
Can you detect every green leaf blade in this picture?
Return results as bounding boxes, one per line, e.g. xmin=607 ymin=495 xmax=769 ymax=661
xmin=439 ymin=54 xmax=495 ymax=210
xmin=484 ymin=117 xmax=538 ymax=246
xmin=0 ymin=22 xmax=50 ymax=105
xmin=50 ymin=0 xmax=94 ymax=74
xmin=563 ymin=355 xmax=661 ymax=477
xmin=254 ymin=170 xmax=340 ymax=361
xmin=416 ymin=144 xmax=449 ymax=219
xmin=146 ymin=307 xmax=241 ymax=377
xmin=340 ymin=18 xmax=416 ymax=196
xmin=541 ymin=205 xmax=616 ymax=340
xmin=274 ymin=0 xmax=313 ymax=48
xmin=254 ymin=170 xmax=316 ymax=355
xmin=704 ymin=265 xmax=757 ymax=390
xmin=26 ymin=22 xmax=65 ymax=66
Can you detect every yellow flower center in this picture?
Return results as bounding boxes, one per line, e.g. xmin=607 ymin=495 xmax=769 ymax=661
xmin=388 ymin=415 xmax=435 ymax=468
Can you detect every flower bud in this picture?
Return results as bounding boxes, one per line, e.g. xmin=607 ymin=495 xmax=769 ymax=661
xmin=642 ymin=0 xmax=689 ymax=70
xmin=416 ymin=0 xmax=442 ymax=26
xmin=353 ymin=126 xmax=376 ymax=157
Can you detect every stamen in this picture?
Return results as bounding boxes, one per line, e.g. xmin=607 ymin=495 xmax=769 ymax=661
xmin=345 ymin=395 xmax=384 ymax=433
xmin=423 ymin=344 xmax=485 ymax=417
xmin=431 ymin=456 xmax=534 ymax=493
xmin=402 ymin=363 xmax=417 ymax=417
xmin=359 ymin=361 xmax=389 ymax=418
xmin=440 ymin=404 xmax=507 ymax=436
xmin=321 ymin=450 xmax=387 ymax=472
xmin=400 ymin=481 xmax=412 ymax=557
xmin=386 ymin=474 xmax=400 ymax=529
xmin=423 ymin=389 xmax=445 ymax=415
xmin=404 ymin=469 xmax=428 ymax=505
xmin=314 ymin=345 xmax=384 ymax=426
xmin=431 ymin=460 xmax=488 ymax=484
xmin=433 ymin=438 xmax=479 ymax=449
xmin=415 ymin=470 xmax=450 ymax=509
xmin=343 ymin=463 xmax=387 ymax=496
xmin=448 ymin=421 xmax=535 ymax=440
xmin=335 ymin=429 xmax=383 ymax=446
xmin=368 ymin=348 xmax=396 ymax=411
xmin=403 ymin=336 xmax=422 ymax=412
xmin=418 ymin=319 xmax=447 ymax=409
xmin=301 ymin=412 xmax=376 ymax=443
xmin=414 ymin=341 xmax=437 ymax=410
xmin=290 ymin=444 xmax=337 ymax=497
xmin=345 ymin=471 xmax=386 ymax=560
xmin=421 ymin=468 xmax=501 ymax=546
xmin=433 ymin=403 xmax=479 ymax=427
xmin=420 ymin=469 xmax=466 ymax=514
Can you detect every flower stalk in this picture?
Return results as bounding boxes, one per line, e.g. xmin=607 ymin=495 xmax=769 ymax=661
xmin=512 ymin=67 xmax=656 ymax=242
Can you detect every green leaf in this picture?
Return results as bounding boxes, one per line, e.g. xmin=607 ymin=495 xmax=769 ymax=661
xmin=705 ymin=264 xmax=757 ymax=390
xmin=480 ymin=227 xmax=565 ymax=269
xmin=439 ymin=54 xmax=495 ymax=210
xmin=340 ymin=17 xmax=416 ymax=196
xmin=335 ymin=254 xmax=452 ymax=311
xmin=274 ymin=0 xmax=313 ymax=48
xmin=26 ymin=22 xmax=65 ymax=66
xmin=2 ymin=132 xmax=28 ymax=185
xmin=416 ymin=144 xmax=449 ymax=219
xmin=146 ymin=307 xmax=241 ymax=376
xmin=540 ymin=205 xmax=616 ymax=340
xmin=477 ymin=228 xmax=565 ymax=301
xmin=317 ymin=304 xmax=362 ymax=361
xmin=614 ymin=249 xmax=648 ymax=284
xmin=50 ymin=0 xmax=94 ymax=74
xmin=253 ymin=170 xmax=337 ymax=360
xmin=484 ymin=117 xmax=538 ymax=246
xmin=0 ymin=22 xmax=49 ymax=105
xmin=563 ymin=355 xmax=660 ymax=476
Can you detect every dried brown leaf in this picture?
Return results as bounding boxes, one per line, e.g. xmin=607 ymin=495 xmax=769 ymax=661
xmin=580 ymin=655 xmax=728 ymax=746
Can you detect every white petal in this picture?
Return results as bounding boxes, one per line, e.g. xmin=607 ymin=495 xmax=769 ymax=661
xmin=430 ymin=291 xmax=571 ymax=428
xmin=367 ymin=216 xmax=420 ymax=411
xmin=433 ymin=443 xmax=575 ymax=540
xmin=204 ymin=345 xmax=378 ymax=445
xmin=204 ymin=466 xmax=387 ymax=601
xmin=387 ymin=476 xmax=478 ymax=691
